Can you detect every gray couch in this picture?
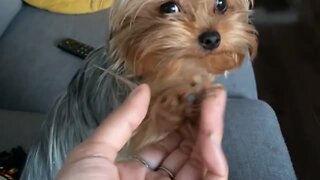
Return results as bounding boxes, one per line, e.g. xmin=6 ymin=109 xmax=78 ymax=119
xmin=0 ymin=1 xmax=296 ymax=179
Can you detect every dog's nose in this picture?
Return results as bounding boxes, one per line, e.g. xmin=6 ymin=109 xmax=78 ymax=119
xmin=198 ymin=31 xmax=221 ymax=50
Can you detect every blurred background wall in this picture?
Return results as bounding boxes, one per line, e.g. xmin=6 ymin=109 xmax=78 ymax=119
xmin=253 ymin=0 xmax=320 ymax=179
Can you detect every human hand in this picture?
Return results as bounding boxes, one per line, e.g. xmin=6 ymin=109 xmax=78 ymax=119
xmin=57 ymin=84 xmax=228 ymax=180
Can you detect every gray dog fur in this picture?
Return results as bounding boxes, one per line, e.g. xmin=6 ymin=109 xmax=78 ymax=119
xmin=20 ymin=47 xmax=132 ymax=180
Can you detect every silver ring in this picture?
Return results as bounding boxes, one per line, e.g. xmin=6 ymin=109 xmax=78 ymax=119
xmin=157 ymin=166 xmax=175 ymax=179
xmin=130 ymin=155 xmax=152 ymax=169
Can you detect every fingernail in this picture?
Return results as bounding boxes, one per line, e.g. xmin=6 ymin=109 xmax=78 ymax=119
xmin=205 ymin=84 xmax=224 ymax=98
xmin=212 ymin=84 xmax=225 ymax=93
xmin=128 ymin=84 xmax=146 ymax=99
xmin=213 ymin=83 xmax=224 ymax=89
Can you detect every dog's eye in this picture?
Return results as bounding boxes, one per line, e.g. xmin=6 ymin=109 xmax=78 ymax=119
xmin=216 ymin=0 xmax=227 ymax=13
xmin=160 ymin=2 xmax=180 ymax=14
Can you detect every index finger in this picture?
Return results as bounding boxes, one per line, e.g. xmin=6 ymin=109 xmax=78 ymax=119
xmin=89 ymin=84 xmax=151 ymax=160
xmin=200 ymin=87 xmax=228 ymax=179
xmin=200 ymin=86 xmax=227 ymax=142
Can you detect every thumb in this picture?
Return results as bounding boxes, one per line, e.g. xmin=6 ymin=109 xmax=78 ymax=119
xmin=90 ymin=84 xmax=151 ymax=160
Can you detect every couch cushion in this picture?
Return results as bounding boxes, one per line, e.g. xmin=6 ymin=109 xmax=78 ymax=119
xmin=0 ymin=0 xmax=22 ymax=37
xmin=0 ymin=109 xmax=44 ymax=151
xmin=216 ymin=54 xmax=258 ymax=100
xmin=0 ymin=5 xmax=109 ymax=113
xmin=224 ymin=99 xmax=295 ymax=179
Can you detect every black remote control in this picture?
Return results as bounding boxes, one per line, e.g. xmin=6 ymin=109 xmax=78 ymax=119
xmin=57 ymin=38 xmax=95 ymax=59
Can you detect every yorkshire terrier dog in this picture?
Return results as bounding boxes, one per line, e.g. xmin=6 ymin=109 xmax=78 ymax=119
xmin=21 ymin=0 xmax=257 ymax=179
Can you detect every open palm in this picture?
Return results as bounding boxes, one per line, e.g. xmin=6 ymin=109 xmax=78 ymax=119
xmin=57 ymin=84 xmax=228 ymax=180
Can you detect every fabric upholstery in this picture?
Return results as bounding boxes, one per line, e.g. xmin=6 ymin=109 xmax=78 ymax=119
xmin=0 ymin=6 xmax=109 ymax=113
xmin=0 ymin=110 xmax=44 ymax=152
xmin=216 ymin=54 xmax=258 ymax=100
xmin=0 ymin=0 xmax=22 ymax=37
xmin=224 ymin=99 xmax=296 ymax=179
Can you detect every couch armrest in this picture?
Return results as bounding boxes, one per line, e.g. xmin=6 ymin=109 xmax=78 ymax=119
xmin=224 ymin=99 xmax=296 ymax=179
xmin=0 ymin=0 xmax=22 ymax=37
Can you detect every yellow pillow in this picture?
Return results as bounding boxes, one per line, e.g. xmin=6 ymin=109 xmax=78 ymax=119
xmin=24 ymin=0 xmax=113 ymax=14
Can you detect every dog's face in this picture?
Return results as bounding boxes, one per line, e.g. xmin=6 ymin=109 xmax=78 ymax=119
xmin=109 ymin=0 xmax=257 ymax=79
